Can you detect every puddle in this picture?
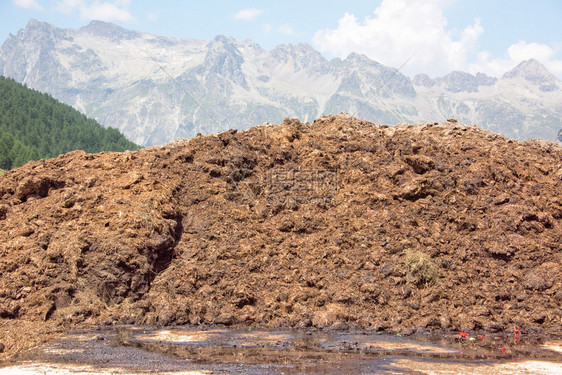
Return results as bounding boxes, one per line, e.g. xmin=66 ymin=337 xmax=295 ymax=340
xmin=1 ymin=326 xmax=560 ymax=374
xmin=131 ymin=328 xmax=460 ymax=357
xmin=544 ymin=343 xmax=562 ymax=354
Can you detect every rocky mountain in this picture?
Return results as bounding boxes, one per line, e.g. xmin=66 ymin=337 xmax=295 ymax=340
xmin=413 ymin=58 xmax=562 ymax=141
xmin=413 ymin=71 xmax=497 ymax=93
xmin=503 ymin=58 xmax=560 ymax=92
xmin=1 ymin=19 xmax=562 ymax=146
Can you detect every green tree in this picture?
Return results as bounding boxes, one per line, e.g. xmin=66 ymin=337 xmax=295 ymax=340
xmin=0 ymin=75 xmax=141 ymax=169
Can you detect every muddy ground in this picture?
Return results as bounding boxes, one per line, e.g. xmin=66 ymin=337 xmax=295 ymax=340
xmin=1 ymin=326 xmax=561 ymax=374
xmin=0 ymin=114 xmax=561 ymax=361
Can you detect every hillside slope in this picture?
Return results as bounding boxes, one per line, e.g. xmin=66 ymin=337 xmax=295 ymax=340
xmin=0 ymin=76 xmax=140 ymax=169
xmin=0 ymin=114 xmax=561 ymax=360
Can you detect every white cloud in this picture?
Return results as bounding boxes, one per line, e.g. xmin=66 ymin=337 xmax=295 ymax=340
xmin=13 ymin=0 xmax=44 ymax=11
xmin=263 ymin=23 xmax=272 ymax=34
xmin=147 ymin=11 xmax=159 ymax=22
xmin=82 ymin=2 xmax=133 ymax=22
xmin=232 ymin=8 xmax=262 ymax=21
xmin=508 ymin=41 xmax=554 ymax=63
xmin=56 ymin=0 xmax=133 ymax=22
xmin=313 ymin=0 xmax=483 ymax=77
xmin=278 ymin=24 xmax=295 ymax=35
xmin=314 ymin=0 xmax=562 ymax=79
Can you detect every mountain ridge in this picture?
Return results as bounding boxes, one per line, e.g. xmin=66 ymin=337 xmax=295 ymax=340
xmin=1 ymin=19 xmax=561 ymax=146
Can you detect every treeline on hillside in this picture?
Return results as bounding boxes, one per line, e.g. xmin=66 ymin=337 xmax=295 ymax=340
xmin=0 ymin=76 xmax=140 ymax=169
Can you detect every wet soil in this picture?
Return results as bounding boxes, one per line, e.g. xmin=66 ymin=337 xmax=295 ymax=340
xmin=1 ymin=326 xmax=561 ymax=374
xmin=1 ymin=115 xmax=561 ymax=361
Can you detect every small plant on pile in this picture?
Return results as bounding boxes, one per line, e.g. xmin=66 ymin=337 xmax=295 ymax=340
xmin=405 ymin=249 xmax=438 ymax=287
xmin=139 ymin=199 xmax=157 ymax=234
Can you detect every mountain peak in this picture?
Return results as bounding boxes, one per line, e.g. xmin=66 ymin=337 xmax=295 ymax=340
xmin=207 ymin=35 xmax=242 ymax=55
xmin=80 ymin=20 xmax=139 ymax=41
xmin=211 ymin=34 xmax=236 ymax=45
xmin=26 ymin=18 xmax=53 ymax=29
xmin=202 ymin=34 xmax=247 ymax=88
xmin=271 ymin=43 xmax=325 ymax=64
xmin=20 ymin=19 xmax=58 ymax=37
xmin=412 ymin=73 xmax=434 ymax=87
xmin=503 ymin=59 xmax=558 ymax=91
xmin=345 ymin=52 xmax=370 ymax=63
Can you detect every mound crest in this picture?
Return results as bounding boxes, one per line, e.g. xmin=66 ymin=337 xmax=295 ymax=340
xmin=1 ymin=114 xmax=561 ymax=359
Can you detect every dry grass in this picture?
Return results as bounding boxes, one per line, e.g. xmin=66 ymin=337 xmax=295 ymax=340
xmin=405 ymin=250 xmax=438 ymax=287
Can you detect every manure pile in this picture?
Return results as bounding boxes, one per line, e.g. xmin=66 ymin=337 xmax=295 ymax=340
xmin=1 ymin=114 xmax=561 ymax=359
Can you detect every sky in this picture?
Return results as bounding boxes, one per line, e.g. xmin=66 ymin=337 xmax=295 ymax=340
xmin=1 ymin=0 xmax=561 ymax=79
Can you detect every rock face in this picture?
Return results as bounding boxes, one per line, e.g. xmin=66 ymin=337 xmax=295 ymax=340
xmin=0 ymin=115 xmax=561 ymax=359
xmin=1 ymin=19 xmax=562 ymax=145
xmin=503 ymin=58 xmax=560 ymax=92
xmin=413 ymin=71 xmax=497 ymax=93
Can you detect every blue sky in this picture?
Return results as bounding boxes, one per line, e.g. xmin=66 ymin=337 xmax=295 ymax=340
xmin=1 ymin=0 xmax=561 ymax=78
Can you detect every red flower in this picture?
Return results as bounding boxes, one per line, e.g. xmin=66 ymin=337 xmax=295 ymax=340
xmin=459 ymin=332 xmax=469 ymax=337
xmin=513 ymin=326 xmax=521 ymax=342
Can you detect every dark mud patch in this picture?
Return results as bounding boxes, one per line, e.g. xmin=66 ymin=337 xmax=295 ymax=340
xmin=3 ymin=326 xmax=560 ymax=374
xmin=121 ymin=326 xmax=562 ymax=362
